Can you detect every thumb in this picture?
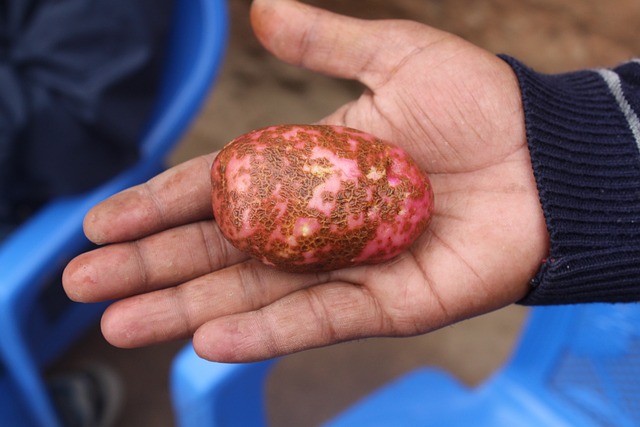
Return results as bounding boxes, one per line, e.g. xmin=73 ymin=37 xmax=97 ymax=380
xmin=250 ymin=0 xmax=429 ymax=89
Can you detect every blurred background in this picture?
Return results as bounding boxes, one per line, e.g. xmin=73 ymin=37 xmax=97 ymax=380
xmin=51 ymin=0 xmax=639 ymax=426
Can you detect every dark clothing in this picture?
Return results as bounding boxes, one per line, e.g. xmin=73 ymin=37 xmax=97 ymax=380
xmin=0 ymin=0 xmax=173 ymax=228
xmin=502 ymin=56 xmax=640 ymax=305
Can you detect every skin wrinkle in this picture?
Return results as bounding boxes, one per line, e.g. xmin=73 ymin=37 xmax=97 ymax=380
xmin=298 ymin=11 xmax=377 ymax=89
xmin=415 ymin=111 xmax=455 ymax=169
xmin=347 ymin=275 xmax=396 ymax=336
xmin=171 ymin=153 xmax=216 ymax=219
xmin=131 ymin=239 xmax=150 ymax=292
xmin=460 ymin=86 xmax=495 ymax=145
xmin=376 ymin=253 xmax=435 ymax=335
xmin=435 ymin=215 xmax=513 ymax=307
xmin=363 ymin=23 xmax=449 ymax=91
xmin=325 ymin=104 xmax=350 ymax=128
xmin=197 ymin=220 xmax=221 ymax=275
xmin=429 ymin=208 xmax=463 ymax=223
xmin=304 ymin=286 xmax=340 ymax=344
xmin=141 ymin=180 xmax=169 ymax=233
xmin=351 ymin=91 xmax=425 ymax=160
xmin=189 ymin=263 xmax=248 ymax=342
xmin=231 ymin=260 xmax=315 ymax=312
xmin=169 ymin=284 xmax=199 ymax=340
xmin=429 ymin=93 xmax=481 ymax=169
xmin=257 ymin=307 xmax=289 ymax=358
xmin=372 ymin=44 xmax=426 ymax=91
xmin=416 ymin=229 xmax=456 ymax=322
xmin=364 ymin=285 xmax=394 ymax=336
xmin=455 ymin=77 xmax=520 ymax=158
xmin=139 ymin=154 xmax=215 ymax=240
xmin=193 ymin=221 xmax=249 ymax=280
xmin=302 ymin=282 xmax=384 ymax=346
xmin=213 ymin=305 xmax=284 ymax=362
xmin=295 ymin=8 xmax=322 ymax=70
xmin=346 ymin=25 xmax=395 ymax=89
xmin=398 ymin=278 xmax=429 ymax=335
xmin=396 ymin=96 xmax=436 ymax=160
xmin=233 ymin=262 xmax=270 ymax=312
xmin=449 ymin=96 xmax=487 ymax=147
xmin=333 ymin=94 xmax=385 ymax=140
xmin=329 ymin=99 xmax=363 ymax=129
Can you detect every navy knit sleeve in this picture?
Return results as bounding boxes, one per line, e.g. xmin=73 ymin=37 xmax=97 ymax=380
xmin=500 ymin=56 xmax=640 ymax=305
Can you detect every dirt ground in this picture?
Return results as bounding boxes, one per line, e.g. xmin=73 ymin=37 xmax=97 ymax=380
xmin=56 ymin=1 xmax=639 ymax=426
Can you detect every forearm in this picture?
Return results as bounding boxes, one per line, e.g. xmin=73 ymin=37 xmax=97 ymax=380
xmin=500 ymin=56 xmax=640 ymax=304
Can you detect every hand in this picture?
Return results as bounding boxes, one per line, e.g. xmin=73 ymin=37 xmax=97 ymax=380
xmin=63 ymin=0 xmax=549 ymax=362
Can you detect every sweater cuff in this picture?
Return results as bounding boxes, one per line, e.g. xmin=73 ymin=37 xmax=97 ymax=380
xmin=500 ymin=55 xmax=640 ymax=305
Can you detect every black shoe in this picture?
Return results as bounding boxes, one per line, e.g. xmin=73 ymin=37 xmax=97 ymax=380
xmin=48 ymin=364 xmax=124 ymax=427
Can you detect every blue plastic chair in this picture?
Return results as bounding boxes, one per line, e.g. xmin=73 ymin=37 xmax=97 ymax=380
xmin=0 ymin=1 xmax=228 ymax=425
xmin=170 ymin=303 xmax=640 ymax=427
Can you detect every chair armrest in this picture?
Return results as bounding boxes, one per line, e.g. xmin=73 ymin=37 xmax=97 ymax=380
xmin=0 ymin=159 xmax=163 ymax=305
xmin=0 ymin=197 xmax=92 ymax=303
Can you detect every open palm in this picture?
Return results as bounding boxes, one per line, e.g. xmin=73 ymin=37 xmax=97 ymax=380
xmin=63 ymin=0 xmax=548 ymax=362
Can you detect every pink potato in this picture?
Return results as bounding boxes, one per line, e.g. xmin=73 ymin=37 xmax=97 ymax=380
xmin=211 ymin=124 xmax=434 ymax=273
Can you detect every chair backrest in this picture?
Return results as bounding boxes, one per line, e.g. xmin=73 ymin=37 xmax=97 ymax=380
xmin=2 ymin=0 xmax=228 ymax=366
xmin=171 ymin=303 xmax=640 ymax=427
xmin=505 ymin=303 xmax=640 ymax=426
xmin=0 ymin=1 xmax=228 ymax=426
xmin=141 ymin=0 xmax=228 ymax=162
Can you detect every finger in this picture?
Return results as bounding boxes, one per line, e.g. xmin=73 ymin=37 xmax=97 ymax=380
xmin=84 ymin=153 xmax=216 ymax=245
xmin=99 ymin=261 xmax=330 ymax=348
xmin=62 ymin=220 xmax=247 ymax=303
xmin=250 ymin=0 xmax=437 ymax=89
xmin=192 ymin=280 xmax=395 ymax=363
